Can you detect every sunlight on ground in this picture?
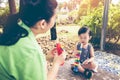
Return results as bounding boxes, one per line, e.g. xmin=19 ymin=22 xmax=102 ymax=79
xmin=36 ymin=25 xmax=80 ymax=42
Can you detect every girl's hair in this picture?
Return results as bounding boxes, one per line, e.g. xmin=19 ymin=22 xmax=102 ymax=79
xmin=0 ymin=0 xmax=57 ymax=46
xmin=78 ymin=26 xmax=92 ymax=36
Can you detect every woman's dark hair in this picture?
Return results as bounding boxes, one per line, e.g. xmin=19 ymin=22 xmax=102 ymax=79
xmin=0 ymin=0 xmax=57 ymax=46
xmin=78 ymin=26 xmax=92 ymax=36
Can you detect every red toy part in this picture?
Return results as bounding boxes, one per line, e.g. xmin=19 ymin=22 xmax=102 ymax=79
xmin=56 ymin=43 xmax=64 ymax=66
xmin=76 ymin=54 xmax=80 ymax=57
xmin=56 ymin=43 xmax=63 ymax=55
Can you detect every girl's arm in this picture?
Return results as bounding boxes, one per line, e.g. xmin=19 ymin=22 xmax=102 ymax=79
xmin=47 ymin=62 xmax=60 ymax=80
xmin=89 ymin=46 xmax=95 ymax=62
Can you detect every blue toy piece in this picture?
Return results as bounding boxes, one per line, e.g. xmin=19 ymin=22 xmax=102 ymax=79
xmin=73 ymin=66 xmax=79 ymax=73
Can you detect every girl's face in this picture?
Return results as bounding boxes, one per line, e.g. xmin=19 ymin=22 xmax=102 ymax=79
xmin=79 ymin=32 xmax=91 ymax=45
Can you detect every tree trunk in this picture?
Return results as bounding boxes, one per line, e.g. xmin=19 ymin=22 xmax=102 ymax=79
xmin=100 ymin=0 xmax=109 ymax=51
xmin=8 ymin=0 xmax=17 ymax=14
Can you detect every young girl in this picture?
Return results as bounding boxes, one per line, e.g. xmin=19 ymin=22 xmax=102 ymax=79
xmin=71 ymin=26 xmax=98 ymax=79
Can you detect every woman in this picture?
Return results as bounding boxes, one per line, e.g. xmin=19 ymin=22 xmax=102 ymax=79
xmin=0 ymin=0 xmax=65 ymax=80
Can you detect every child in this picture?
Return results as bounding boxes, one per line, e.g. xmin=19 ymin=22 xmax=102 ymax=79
xmin=71 ymin=26 xmax=98 ymax=79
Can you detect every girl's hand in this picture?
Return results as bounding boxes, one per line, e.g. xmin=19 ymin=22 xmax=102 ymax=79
xmin=83 ymin=59 xmax=91 ymax=65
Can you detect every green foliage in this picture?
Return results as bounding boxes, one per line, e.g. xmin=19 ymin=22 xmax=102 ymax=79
xmin=107 ymin=5 xmax=120 ymax=44
xmin=0 ymin=6 xmax=9 ymax=27
xmin=76 ymin=0 xmax=101 ymax=23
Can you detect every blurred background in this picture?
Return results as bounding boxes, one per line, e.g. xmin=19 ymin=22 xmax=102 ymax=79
xmin=0 ymin=0 xmax=120 ymax=79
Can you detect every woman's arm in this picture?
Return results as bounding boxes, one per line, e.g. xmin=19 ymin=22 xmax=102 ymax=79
xmin=47 ymin=63 xmax=59 ymax=80
xmin=47 ymin=50 xmax=66 ymax=80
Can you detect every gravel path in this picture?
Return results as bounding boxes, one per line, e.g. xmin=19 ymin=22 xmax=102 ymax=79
xmin=94 ymin=51 xmax=120 ymax=76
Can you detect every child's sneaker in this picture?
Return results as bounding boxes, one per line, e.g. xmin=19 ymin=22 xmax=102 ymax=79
xmin=92 ymin=68 xmax=98 ymax=73
xmin=84 ymin=69 xmax=93 ymax=79
xmin=71 ymin=65 xmax=79 ymax=73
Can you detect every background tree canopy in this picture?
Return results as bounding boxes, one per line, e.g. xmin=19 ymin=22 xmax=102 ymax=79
xmin=76 ymin=1 xmax=120 ymax=48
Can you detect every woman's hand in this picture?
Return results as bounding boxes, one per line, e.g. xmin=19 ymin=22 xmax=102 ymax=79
xmin=53 ymin=49 xmax=66 ymax=65
xmin=47 ymin=49 xmax=67 ymax=80
xmin=46 ymin=48 xmax=56 ymax=62
xmin=47 ymin=48 xmax=66 ymax=65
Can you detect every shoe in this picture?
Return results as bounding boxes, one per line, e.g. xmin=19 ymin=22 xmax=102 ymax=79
xmin=92 ymin=68 xmax=98 ymax=73
xmin=71 ymin=66 xmax=79 ymax=73
xmin=84 ymin=69 xmax=93 ymax=79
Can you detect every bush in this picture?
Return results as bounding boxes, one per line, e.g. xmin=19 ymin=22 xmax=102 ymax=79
xmin=107 ymin=5 xmax=120 ymax=44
